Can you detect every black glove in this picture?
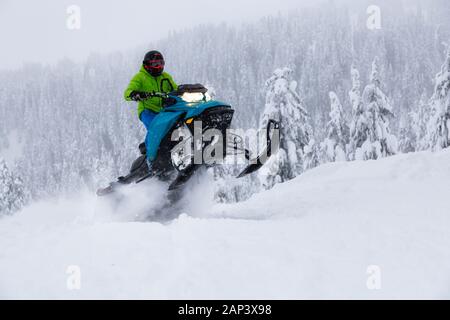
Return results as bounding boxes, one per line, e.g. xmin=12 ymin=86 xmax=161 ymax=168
xmin=129 ymin=91 xmax=154 ymax=101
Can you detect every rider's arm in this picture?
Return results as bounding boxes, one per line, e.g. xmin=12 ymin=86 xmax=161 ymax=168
xmin=124 ymin=73 xmax=142 ymax=101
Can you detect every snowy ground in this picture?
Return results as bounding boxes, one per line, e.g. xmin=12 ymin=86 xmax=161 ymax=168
xmin=1 ymin=149 xmax=450 ymax=299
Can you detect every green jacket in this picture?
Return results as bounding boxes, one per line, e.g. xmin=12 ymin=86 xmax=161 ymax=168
xmin=124 ymin=66 xmax=178 ymax=118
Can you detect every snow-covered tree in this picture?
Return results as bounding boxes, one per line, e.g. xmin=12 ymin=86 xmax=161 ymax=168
xmin=258 ymin=68 xmax=312 ymax=189
xmin=352 ymin=58 xmax=398 ymax=160
xmin=399 ymin=92 xmax=430 ymax=153
xmin=425 ymin=48 xmax=450 ymax=151
xmin=303 ymin=139 xmax=321 ymax=170
xmin=321 ymin=91 xmax=349 ymax=162
xmin=0 ymin=158 xmax=27 ymax=216
xmin=348 ymin=65 xmax=368 ymax=160
xmin=398 ymin=126 xmax=414 ymax=154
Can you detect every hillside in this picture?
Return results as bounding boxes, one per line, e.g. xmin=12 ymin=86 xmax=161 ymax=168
xmin=1 ymin=149 xmax=450 ymax=299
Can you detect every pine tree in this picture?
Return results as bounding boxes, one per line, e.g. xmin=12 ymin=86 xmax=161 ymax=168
xmin=399 ymin=92 xmax=430 ymax=152
xmin=0 ymin=158 xmax=27 ymax=216
xmin=258 ymin=68 xmax=312 ymax=189
xmin=303 ymin=139 xmax=321 ymax=170
xmin=354 ymin=58 xmax=398 ymax=160
xmin=348 ymin=65 xmax=367 ymax=160
xmin=425 ymin=48 xmax=450 ymax=151
xmin=321 ymin=91 xmax=349 ymax=162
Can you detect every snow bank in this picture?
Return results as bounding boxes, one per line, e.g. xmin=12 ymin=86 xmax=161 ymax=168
xmin=1 ymin=150 xmax=450 ymax=299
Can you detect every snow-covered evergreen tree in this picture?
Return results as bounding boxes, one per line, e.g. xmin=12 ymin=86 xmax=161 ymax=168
xmin=398 ymin=126 xmax=415 ymax=154
xmin=425 ymin=48 xmax=450 ymax=151
xmin=353 ymin=58 xmax=398 ymax=160
xmin=399 ymin=92 xmax=430 ymax=153
xmin=258 ymin=68 xmax=312 ymax=189
xmin=303 ymin=139 xmax=321 ymax=170
xmin=0 ymin=158 xmax=27 ymax=216
xmin=321 ymin=91 xmax=349 ymax=162
xmin=348 ymin=65 xmax=368 ymax=160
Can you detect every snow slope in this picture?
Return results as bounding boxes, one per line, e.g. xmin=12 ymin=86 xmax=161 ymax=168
xmin=1 ymin=149 xmax=450 ymax=299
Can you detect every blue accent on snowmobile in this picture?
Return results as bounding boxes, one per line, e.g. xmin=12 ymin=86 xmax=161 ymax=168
xmin=146 ymin=95 xmax=231 ymax=161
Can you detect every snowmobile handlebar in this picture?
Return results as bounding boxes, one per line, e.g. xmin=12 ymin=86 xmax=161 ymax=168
xmin=142 ymin=91 xmax=170 ymax=99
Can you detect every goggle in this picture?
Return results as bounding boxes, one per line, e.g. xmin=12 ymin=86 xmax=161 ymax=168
xmin=144 ymin=59 xmax=165 ymax=68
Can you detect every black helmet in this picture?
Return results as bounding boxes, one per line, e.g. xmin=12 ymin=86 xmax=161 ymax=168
xmin=143 ymin=50 xmax=165 ymax=77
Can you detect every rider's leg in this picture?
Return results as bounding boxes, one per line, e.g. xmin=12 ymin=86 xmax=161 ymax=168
xmin=139 ymin=109 xmax=158 ymax=168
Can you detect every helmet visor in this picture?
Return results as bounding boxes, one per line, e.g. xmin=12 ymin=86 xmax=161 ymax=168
xmin=144 ymin=59 xmax=165 ymax=68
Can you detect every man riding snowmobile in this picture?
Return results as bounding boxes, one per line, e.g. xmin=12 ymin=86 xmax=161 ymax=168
xmin=124 ymin=50 xmax=177 ymax=170
xmin=96 ymin=51 xmax=280 ymax=197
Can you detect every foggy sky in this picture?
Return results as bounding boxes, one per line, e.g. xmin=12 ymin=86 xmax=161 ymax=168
xmin=0 ymin=0 xmax=317 ymax=70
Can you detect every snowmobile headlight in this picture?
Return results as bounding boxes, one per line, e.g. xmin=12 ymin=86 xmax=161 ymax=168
xmin=181 ymin=92 xmax=211 ymax=103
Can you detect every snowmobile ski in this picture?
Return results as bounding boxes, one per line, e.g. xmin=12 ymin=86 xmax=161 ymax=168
xmin=237 ymin=119 xmax=280 ymax=178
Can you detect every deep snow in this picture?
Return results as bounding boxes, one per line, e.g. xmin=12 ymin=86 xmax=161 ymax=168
xmin=1 ymin=149 xmax=450 ymax=299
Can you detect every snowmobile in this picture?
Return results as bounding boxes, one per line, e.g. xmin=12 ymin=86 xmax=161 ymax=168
xmin=96 ymin=84 xmax=279 ymax=196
